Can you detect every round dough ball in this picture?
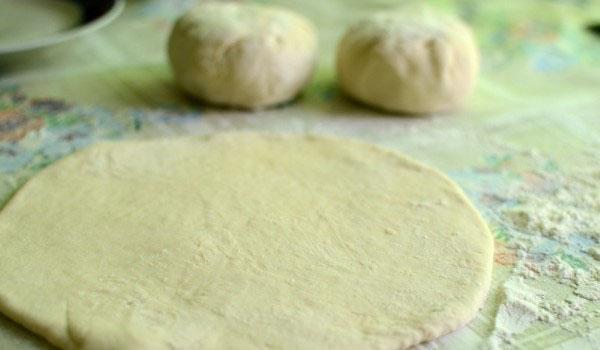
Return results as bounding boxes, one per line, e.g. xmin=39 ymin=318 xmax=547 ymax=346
xmin=168 ymin=2 xmax=317 ymax=109
xmin=336 ymin=11 xmax=479 ymax=114
xmin=0 ymin=133 xmax=493 ymax=350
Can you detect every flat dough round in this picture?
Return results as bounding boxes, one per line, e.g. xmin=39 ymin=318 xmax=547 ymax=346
xmin=0 ymin=133 xmax=493 ymax=349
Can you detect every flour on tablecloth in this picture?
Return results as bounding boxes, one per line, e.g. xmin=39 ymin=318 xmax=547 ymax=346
xmin=488 ymin=160 xmax=600 ymax=348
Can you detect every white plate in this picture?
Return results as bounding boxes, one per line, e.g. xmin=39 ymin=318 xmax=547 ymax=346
xmin=0 ymin=0 xmax=125 ymax=55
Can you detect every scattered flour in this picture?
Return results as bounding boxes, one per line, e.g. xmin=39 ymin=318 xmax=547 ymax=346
xmin=489 ymin=278 xmax=547 ymax=348
xmin=488 ymin=256 xmax=599 ymax=347
xmin=488 ymin=162 xmax=600 ymax=347
xmin=503 ymin=171 xmax=600 ymax=242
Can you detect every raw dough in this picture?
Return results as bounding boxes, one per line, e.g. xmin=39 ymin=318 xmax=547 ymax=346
xmin=168 ymin=2 xmax=317 ymax=109
xmin=336 ymin=10 xmax=479 ymax=114
xmin=0 ymin=133 xmax=493 ymax=349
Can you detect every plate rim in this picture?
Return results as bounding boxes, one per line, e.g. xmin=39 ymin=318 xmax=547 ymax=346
xmin=0 ymin=0 xmax=126 ymax=55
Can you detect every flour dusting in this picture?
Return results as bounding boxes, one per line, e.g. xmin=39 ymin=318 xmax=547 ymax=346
xmin=485 ymin=151 xmax=600 ymax=348
xmin=489 ymin=278 xmax=545 ymax=348
xmin=503 ymin=170 xmax=600 ymax=242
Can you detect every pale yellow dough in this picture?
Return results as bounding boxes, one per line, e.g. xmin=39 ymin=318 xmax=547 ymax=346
xmin=336 ymin=10 xmax=479 ymax=114
xmin=168 ymin=2 xmax=317 ymax=109
xmin=0 ymin=133 xmax=493 ymax=350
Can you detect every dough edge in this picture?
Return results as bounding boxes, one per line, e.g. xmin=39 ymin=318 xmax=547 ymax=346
xmin=0 ymin=132 xmax=494 ymax=349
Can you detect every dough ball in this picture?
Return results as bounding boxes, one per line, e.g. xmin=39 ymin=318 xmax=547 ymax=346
xmin=0 ymin=133 xmax=493 ymax=350
xmin=336 ymin=10 xmax=479 ymax=114
xmin=168 ymin=2 xmax=317 ymax=109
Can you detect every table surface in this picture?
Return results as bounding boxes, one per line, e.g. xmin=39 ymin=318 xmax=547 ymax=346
xmin=0 ymin=0 xmax=599 ymax=349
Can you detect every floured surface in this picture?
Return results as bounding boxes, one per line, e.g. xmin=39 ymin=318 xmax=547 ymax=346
xmin=0 ymin=133 xmax=493 ymax=349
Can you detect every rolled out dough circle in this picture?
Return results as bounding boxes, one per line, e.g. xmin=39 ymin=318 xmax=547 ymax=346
xmin=0 ymin=133 xmax=493 ymax=349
